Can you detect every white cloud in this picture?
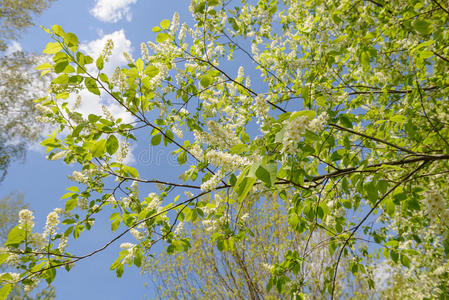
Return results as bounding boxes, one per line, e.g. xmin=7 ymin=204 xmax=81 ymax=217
xmin=80 ymin=29 xmax=132 ymax=75
xmin=6 ymin=41 xmax=22 ymax=55
xmin=72 ymin=29 xmax=135 ymax=123
xmin=90 ymin=0 xmax=137 ymax=23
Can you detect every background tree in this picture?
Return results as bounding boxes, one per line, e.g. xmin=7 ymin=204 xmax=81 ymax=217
xmin=0 ymin=0 xmax=55 ymax=181
xmin=1 ymin=0 xmax=449 ymax=299
xmin=0 ymin=0 xmax=56 ymax=51
xmin=146 ymin=190 xmax=377 ymax=299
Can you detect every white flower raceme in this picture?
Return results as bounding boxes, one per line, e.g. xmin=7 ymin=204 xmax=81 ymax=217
xmin=190 ymin=144 xmax=204 ymax=161
xmin=200 ymin=171 xmax=224 ymax=192
xmin=424 ymin=188 xmax=446 ymax=218
xmin=253 ymin=94 xmax=269 ymax=117
xmin=35 ymin=103 xmax=53 ymax=115
xmin=146 ymin=193 xmax=161 ymax=211
xmin=58 ymin=236 xmax=68 ymax=253
xmin=130 ymin=228 xmax=144 ymax=241
xmin=43 ymin=209 xmax=60 ymax=238
xmin=120 ymin=242 xmax=135 ymax=250
xmin=140 ymin=42 xmax=150 ymax=61
xmin=262 ymin=263 xmax=274 ymax=273
xmin=174 ymin=222 xmax=184 ymax=235
xmin=194 ymin=121 xmax=240 ymax=149
xmin=282 ymin=112 xmax=328 ymax=154
xmin=202 ymin=219 xmax=218 ymax=232
xmin=309 ymin=112 xmax=329 ymax=132
xmin=206 ymin=150 xmax=250 ymax=172
xmin=240 ymin=213 xmax=249 ymax=222
xmin=18 ymin=209 xmax=34 ymax=231
xmin=101 ymin=39 xmax=114 ymax=62
xmin=69 ymin=170 xmax=88 ymax=184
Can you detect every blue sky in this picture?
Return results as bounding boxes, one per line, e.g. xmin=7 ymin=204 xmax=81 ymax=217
xmin=1 ymin=1 xmax=194 ymax=299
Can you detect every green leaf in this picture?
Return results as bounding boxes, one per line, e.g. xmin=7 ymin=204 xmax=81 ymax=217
xmin=89 ymin=139 xmax=107 ymax=157
xmin=237 ymin=177 xmax=256 ymax=202
xmin=53 ymin=74 xmax=69 ymax=84
xmin=0 ymin=284 xmax=13 ymax=300
xmin=339 ymin=114 xmax=353 ymax=128
xmin=160 ymin=19 xmax=170 ymax=30
xmin=88 ymin=114 xmax=101 ymax=123
xmin=85 ymin=78 xmax=101 ymax=95
xmin=151 ymin=134 xmax=161 ymax=146
xmin=65 ymin=197 xmax=78 ymax=212
xmin=413 ymin=19 xmax=432 ymax=35
xmin=5 ymin=225 xmax=26 ymax=246
xmin=51 ymin=24 xmax=65 ymax=37
xmin=255 ymin=163 xmax=277 ymax=187
xmin=64 ymin=32 xmax=79 ymax=52
xmin=144 ymin=65 xmax=159 ymax=78
xmin=136 ymin=58 xmax=144 ymax=73
xmin=400 ymin=254 xmax=411 ymax=268
xmin=35 ymin=62 xmax=53 ymax=71
xmin=177 ymin=151 xmax=187 ymax=165
xmin=152 ymin=26 xmax=162 ymax=32
xmin=156 ymin=32 xmax=170 ymax=43
xmin=0 ymin=254 xmax=9 ymax=266
xmin=290 ymin=110 xmax=316 ymax=121
xmin=43 ymin=42 xmax=63 ymax=54
xmin=106 ymin=135 xmax=119 ymax=155
xmin=200 ymin=75 xmax=212 ymax=88
xmin=123 ymin=166 xmax=139 ymax=178
xmin=390 ymin=250 xmax=399 ymax=263
xmin=96 ymin=56 xmax=104 ymax=70
xmin=116 ymin=264 xmax=124 ymax=278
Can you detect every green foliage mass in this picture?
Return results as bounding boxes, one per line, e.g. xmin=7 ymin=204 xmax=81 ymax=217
xmin=2 ymin=0 xmax=449 ymax=299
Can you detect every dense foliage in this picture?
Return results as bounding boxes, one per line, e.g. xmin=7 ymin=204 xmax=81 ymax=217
xmin=2 ymin=0 xmax=449 ymax=298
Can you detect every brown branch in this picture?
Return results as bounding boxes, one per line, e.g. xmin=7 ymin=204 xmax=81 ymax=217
xmin=432 ymin=0 xmax=449 ymax=15
xmin=329 ymin=123 xmax=418 ymax=155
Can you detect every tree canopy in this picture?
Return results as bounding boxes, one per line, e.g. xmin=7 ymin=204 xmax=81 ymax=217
xmin=0 ymin=0 xmax=54 ymax=182
xmin=2 ymin=0 xmax=449 ymax=298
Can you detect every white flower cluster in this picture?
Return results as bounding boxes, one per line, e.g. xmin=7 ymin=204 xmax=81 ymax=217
xmin=68 ymin=170 xmax=88 ymax=184
xmin=189 ymin=144 xmax=204 ymax=161
xmin=116 ymin=141 xmax=130 ymax=163
xmin=120 ymin=242 xmax=135 ymax=264
xmin=35 ymin=103 xmax=53 ymax=115
xmin=194 ymin=120 xmax=240 ymax=149
xmin=202 ymin=219 xmax=218 ymax=232
xmin=200 ymin=171 xmax=224 ymax=191
xmin=18 ymin=209 xmax=34 ymax=231
xmin=141 ymin=42 xmax=150 ymax=61
xmin=101 ymin=39 xmax=114 ymax=62
xmin=282 ymin=115 xmax=310 ymax=154
xmin=120 ymin=242 xmax=135 ymax=250
xmin=172 ymin=125 xmax=183 ymax=138
xmin=58 ymin=236 xmax=68 ymax=253
xmin=206 ymin=149 xmax=250 ymax=172
xmin=174 ymin=222 xmax=184 ymax=235
xmin=0 ymin=272 xmax=20 ymax=284
xmin=43 ymin=209 xmax=61 ymax=238
xmin=282 ymin=112 xmax=328 ymax=154
xmin=146 ymin=193 xmax=161 ymax=212
xmin=78 ymin=197 xmax=88 ymax=210
xmin=130 ymin=228 xmax=144 ymax=241
xmin=252 ymin=94 xmax=269 ymax=117
xmin=48 ymin=150 xmax=67 ymax=161
xmin=309 ymin=112 xmax=329 ymax=132
xmin=424 ymin=188 xmax=447 ymax=219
